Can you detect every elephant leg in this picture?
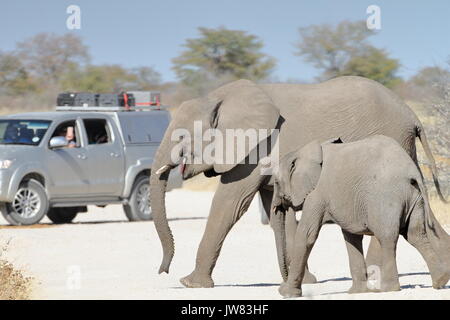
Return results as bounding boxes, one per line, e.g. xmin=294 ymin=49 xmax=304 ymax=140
xmin=279 ymin=192 xmax=324 ymax=298
xmin=366 ymin=236 xmax=382 ymax=269
xmin=260 ymin=187 xmax=289 ymax=281
xmin=403 ymin=203 xmax=450 ymax=289
xmin=261 ymin=187 xmax=317 ymax=284
xmin=341 ymin=230 xmax=369 ymax=293
xmin=370 ymin=196 xmax=402 ymax=292
xmin=285 ymin=208 xmax=297 ymax=265
xmin=180 ymin=169 xmax=263 ymax=288
xmin=377 ymin=238 xmax=400 ymax=292
xmin=285 ymin=209 xmax=317 ymax=284
xmin=270 ymin=208 xmax=288 ymax=281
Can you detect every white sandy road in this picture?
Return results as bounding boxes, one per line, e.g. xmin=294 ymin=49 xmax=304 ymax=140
xmin=0 ymin=189 xmax=449 ymax=300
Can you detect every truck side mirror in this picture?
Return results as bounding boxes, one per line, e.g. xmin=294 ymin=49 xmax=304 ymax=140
xmin=49 ymin=136 xmax=68 ymax=149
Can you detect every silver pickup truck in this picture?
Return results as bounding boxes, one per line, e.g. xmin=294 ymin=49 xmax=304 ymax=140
xmin=0 ymin=106 xmax=182 ymax=225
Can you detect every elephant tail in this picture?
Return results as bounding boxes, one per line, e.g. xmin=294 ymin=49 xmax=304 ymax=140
xmin=416 ymin=124 xmax=447 ymax=203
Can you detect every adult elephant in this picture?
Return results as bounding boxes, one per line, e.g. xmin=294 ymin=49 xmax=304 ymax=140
xmin=151 ymin=76 xmax=445 ymax=288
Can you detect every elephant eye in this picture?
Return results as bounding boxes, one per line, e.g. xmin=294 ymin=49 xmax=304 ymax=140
xmin=289 ymin=159 xmax=296 ymax=175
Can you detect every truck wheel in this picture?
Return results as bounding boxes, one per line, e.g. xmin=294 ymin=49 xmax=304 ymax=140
xmin=123 ymin=175 xmax=152 ymax=221
xmin=47 ymin=207 xmax=78 ymax=224
xmin=1 ymin=179 xmax=49 ymax=226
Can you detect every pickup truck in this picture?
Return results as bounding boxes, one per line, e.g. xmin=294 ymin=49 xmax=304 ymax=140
xmin=0 ymin=106 xmax=182 ymax=225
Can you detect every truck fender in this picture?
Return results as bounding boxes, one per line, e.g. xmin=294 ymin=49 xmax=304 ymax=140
xmin=122 ymin=158 xmax=153 ymax=198
xmin=7 ymin=164 xmax=51 ymax=202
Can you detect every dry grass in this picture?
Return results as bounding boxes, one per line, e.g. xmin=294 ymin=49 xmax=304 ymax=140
xmin=0 ymin=260 xmax=33 ymax=300
xmin=408 ymin=100 xmax=449 ymax=198
xmin=0 ymin=242 xmax=33 ymax=300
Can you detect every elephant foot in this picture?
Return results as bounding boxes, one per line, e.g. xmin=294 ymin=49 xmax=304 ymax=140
xmin=431 ymin=270 xmax=450 ymax=289
xmin=348 ymin=280 xmax=372 ymax=294
xmin=279 ymin=282 xmax=302 ymax=298
xmin=302 ymin=269 xmax=317 ymax=284
xmin=380 ymin=280 xmax=401 ymax=292
xmin=180 ymin=271 xmax=214 ymax=288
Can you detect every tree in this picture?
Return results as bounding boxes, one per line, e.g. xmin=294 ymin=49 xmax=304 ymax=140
xmin=61 ymin=64 xmax=161 ymax=92
xmin=131 ymin=66 xmax=162 ymax=90
xmin=61 ymin=65 xmax=134 ymax=92
xmin=409 ymin=61 xmax=450 ymax=197
xmin=411 ymin=62 xmax=450 ymax=123
xmin=172 ymin=27 xmax=275 ymax=86
xmin=0 ymin=51 xmax=38 ymax=95
xmin=295 ymin=20 xmax=401 ymax=87
xmin=411 ymin=66 xmax=450 ymax=99
xmin=295 ymin=20 xmax=374 ymax=79
xmin=16 ymin=33 xmax=90 ymax=83
xmin=337 ymin=47 xmax=401 ymax=88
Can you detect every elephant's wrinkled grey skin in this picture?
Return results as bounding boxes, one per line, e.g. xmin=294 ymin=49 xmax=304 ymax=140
xmin=261 ymin=186 xmax=317 ymax=283
xmin=273 ymin=136 xmax=450 ymax=298
xmin=150 ymin=76 xmax=445 ymax=288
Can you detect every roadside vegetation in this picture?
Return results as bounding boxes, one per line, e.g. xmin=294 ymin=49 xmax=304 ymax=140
xmin=0 ymin=242 xmax=33 ymax=300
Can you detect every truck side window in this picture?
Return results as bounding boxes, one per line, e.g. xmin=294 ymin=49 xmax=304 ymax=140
xmin=83 ymin=119 xmax=111 ymax=145
xmin=51 ymin=120 xmax=79 ymax=148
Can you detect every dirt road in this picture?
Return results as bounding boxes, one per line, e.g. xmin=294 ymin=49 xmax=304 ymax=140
xmin=1 ymin=189 xmax=449 ymax=300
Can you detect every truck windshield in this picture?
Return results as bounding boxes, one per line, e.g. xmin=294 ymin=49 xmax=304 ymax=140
xmin=0 ymin=120 xmax=52 ymax=146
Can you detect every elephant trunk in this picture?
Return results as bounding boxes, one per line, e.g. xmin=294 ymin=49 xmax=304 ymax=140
xmin=285 ymin=207 xmax=298 ymax=266
xmin=150 ymin=135 xmax=175 ymax=274
xmin=416 ymin=178 xmax=450 ymax=270
xmin=271 ymin=182 xmax=288 ymax=281
xmin=424 ymin=201 xmax=450 ymax=268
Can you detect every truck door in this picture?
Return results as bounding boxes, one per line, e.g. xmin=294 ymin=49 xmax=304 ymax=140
xmin=82 ymin=117 xmax=125 ymax=196
xmin=46 ymin=119 xmax=91 ymax=197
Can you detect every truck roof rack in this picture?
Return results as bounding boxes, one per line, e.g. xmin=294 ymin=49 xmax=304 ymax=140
xmin=55 ymin=105 xmax=169 ymax=112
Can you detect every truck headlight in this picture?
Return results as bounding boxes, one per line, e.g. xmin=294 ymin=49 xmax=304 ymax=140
xmin=0 ymin=160 xmax=13 ymax=169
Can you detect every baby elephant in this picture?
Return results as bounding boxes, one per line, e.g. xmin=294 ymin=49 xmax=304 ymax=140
xmin=272 ymin=135 xmax=450 ymax=298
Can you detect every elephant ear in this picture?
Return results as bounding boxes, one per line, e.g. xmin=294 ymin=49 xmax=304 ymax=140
xmin=287 ymin=140 xmax=324 ymax=207
xmin=297 ymin=140 xmax=323 ymax=165
xmin=297 ymin=137 xmax=342 ymax=165
xmin=322 ymin=137 xmax=343 ymax=147
xmin=208 ymin=79 xmax=280 ymax=173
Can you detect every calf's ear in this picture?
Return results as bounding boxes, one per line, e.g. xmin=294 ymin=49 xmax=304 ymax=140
xmin=288 ymin=141 xmax=324 ymax=207
xmin=297 ymin=140 xmax=323 ymax=165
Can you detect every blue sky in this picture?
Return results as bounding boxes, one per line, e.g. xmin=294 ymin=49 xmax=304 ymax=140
xmin=1 ymin=0 xmax=449 ymax=83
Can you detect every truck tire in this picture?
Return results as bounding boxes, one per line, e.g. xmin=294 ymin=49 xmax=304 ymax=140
xmin=47 ymin=207 xmax=78 ymax=224
xmin=1 ymin=179 xmax=49 ymax=226
xmin=123 ymin=175 xmax=152 ymax=221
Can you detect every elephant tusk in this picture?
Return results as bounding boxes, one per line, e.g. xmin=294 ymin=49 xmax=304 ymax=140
xmin=155 ymin=165 xmax=171 ymax=175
